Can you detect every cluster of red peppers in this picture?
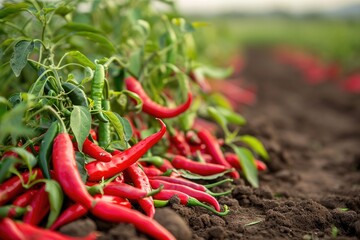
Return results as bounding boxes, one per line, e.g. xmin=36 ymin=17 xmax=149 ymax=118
xmin=0 ymin=76 xmax=266 ymax=239
xmin=274 ymin=46 xmax=360 ymax=93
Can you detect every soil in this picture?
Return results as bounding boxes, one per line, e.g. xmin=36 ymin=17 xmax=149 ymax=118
xmin=60 ymin=48 xmax=360 ymax=240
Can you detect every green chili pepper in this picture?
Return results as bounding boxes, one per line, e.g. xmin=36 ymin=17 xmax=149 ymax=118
xmin=98 ymin=99 xmax=111 ymax=148
xmin=91 ymin=64 xmax=108 ymax=123
xmin=62 ymin=82 xmax=88 ymax=108
xmin=39 ymin=122 xmax=59 ymax=179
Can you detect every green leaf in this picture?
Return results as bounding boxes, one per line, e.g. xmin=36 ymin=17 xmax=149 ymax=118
xmin=103 ymin=111 xmax=126 ymax=149
xmin=0 ymin=103 xmax=34 ymax=145
xmin=208 ymin=93 xmax=233 ymax=110
xmin=45 ymin=180 xmax=64 ymax=228
xmin=200 ymin=65 xmax=233 ymax=79
xmin=122 ymin=90 xmax=143 ymax=112
xmin=240 ymin=135 xmax=269 ymax=160
xmin=70 ymin=106 xmax=91 ymax=151
xmin=128 ymin=49 xmax=142 ymax=78
xmin=207 ymin=106 xmax=228 ymax=133
xmin=0 ymin=3 xmax=30 ymax=19
xmin=10 ymin=40 xmax=35 ymax=77
xmin=65 ymin=51 xmax=96 ymax=69
xmin=217 ymin=107 xmax=247 ymax=126
xmin=119 ymin=117 xmax=133 ymax=141
xmin=75 ymin=32 xmax=115 ymax=53
xmin=7 ymin=93 xmax=22 ymax=107
xmin=0 ymin=157 xmax=17 ymax=183
xmin=28 ymin=75 xmax=48 ymax=97
xmin=75 ymin=152 xmax=88 ymax=183
xmin=9 ymin=147 xmax=37 ymax=169
xmin=232 ymin=146 xmax=258 ymax=188
xmin=54 ymin=5 xmax=74 ymax=17
xmin=0 ymin=97 xmax=11 ymax=119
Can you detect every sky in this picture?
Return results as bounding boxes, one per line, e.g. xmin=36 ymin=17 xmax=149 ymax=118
xmin=174 ymin=0 xmax=360 ymax=14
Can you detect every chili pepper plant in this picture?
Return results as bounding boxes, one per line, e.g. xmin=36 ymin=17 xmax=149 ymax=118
xmin=0 ymin=0 xmax=269 ymax=239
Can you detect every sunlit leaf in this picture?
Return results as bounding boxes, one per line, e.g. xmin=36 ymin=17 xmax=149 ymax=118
xmin=65 ymin=51 xmax=96 ymax=69
xmin=0 ymin=3 xmax=30 ymax=19
xmin=0 ymin=103 xmax=34 ymax=145
xmin=10 ymin=40 xmax=34 ymax=77
xmin=70 ymin=106 xmax=91 ymax=151
xmin=103 ymin=111 xmax=126 ymax=149
xmin=45 ymin=180 xmax=64 ymax=228
xmin=75 ymin=151 xmax=88 ymax=183
xmin=240 ymin=135 xmax=269 ymax=160
xmin=232 ymin=145 xmax=258 ymax=188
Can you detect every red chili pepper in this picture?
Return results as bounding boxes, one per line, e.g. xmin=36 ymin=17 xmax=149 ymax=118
xmin=13 ymin=188 xmax=39 ymax=207
xmin=91 ymin=199 xmax=175 ymax=240
xmin=141 ymin=166 xmax=164 ymax=177
xmin=149 ymin=176 xmax=232 ymax=197
xmin=23 ymin=185 xmax=50 ymax=226
xmin=225 ymin=153 xmax=267 ymax=171
xmin=102 ymin=182 xmax=156 ymax=200
xmin=149 ymin=179 xmax=221 ymax=211
xmin=169 ymin=131 xmax=191 ymax=156
xmin=50 ymin=194 xmax=130 ymax=230
xmin=53 ymin=133 xmax=95 ymax=209
xmin=0 ymin=169 xmax=43 ymax=206
xmin=125 ymin=164 xmax=155 ymax=218
xmin=86 ymin=119 xmax=166 ymax=181
xmin=89 ymin=129 xmax=97 ymax=141
xmin=0 ymin=218 xmax=25 ymax=240
xmin=197 ymin=129 xmax=240 ymax=179
xmin=153 ymin=189 xmax=229 ymax=216
xmin=15 ymin=220 xmax=97 ymax=240
xmin=82 ymin=138 xmax=112 ymax=162
xmin=125 ymin=77 xmax=192 ymax=118
xmin=170 ymin=155 xmax=230 ymax=176
xmin=111 ymin=149 xmax=122 ymax=155
xmin=8 ymin=189 xmax=38 ymax=218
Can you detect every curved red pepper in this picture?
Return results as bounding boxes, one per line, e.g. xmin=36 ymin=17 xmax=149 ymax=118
xmin=101 ymin=182 xmax=151 ymax=199
xmin=170 ymin=155 xmax=230 ymax=176
xmin=150 ymin=179 xmax=220 ymax=211
xmin=50 ymin=194 xmax=130 ymax=230
xmin=0 ymin=169 xmax=43 ymax=206
xmin=125 ymin=77 xmax=192 ymax=118
xmin=91 ymin=199 xmax=175 ymax=240
xmin=126 ymin=164 xmax=155 ymax=218
xmin=0 ymin=218 xmax=25 ymax=240
xmin=53 ymin=133 xmax=95 ymax=209
xmin=12 ymin=189 xmax=38 ymax=206
xmin=23 ymin=185 xmax=50 ymax=226
xmin=169 ymin=131 xmax=191 ymax=156
xmin=141 ymin=166 xmax=164 ymax=177
xmin=82 ymin=138 xmax=112 ymax=162
xmin=150 ymin=175 xmax=208 ymax=192
xmin=86 ymin=119 xmax=166 ymax=181
xmin=197 ymin=129 xmax=240 ymax=179
xmin=15 ymin=221 xmax=97 ymax=240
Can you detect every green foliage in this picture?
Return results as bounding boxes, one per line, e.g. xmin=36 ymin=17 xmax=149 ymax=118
xmin=70 ymin=106 xmax=91 ymax=151
xmin=0 ymin=0 xmax=268 ymax=189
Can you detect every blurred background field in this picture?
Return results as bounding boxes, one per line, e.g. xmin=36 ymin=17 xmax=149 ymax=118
xmin=169 ymin=0 xmax=360 ymax=72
